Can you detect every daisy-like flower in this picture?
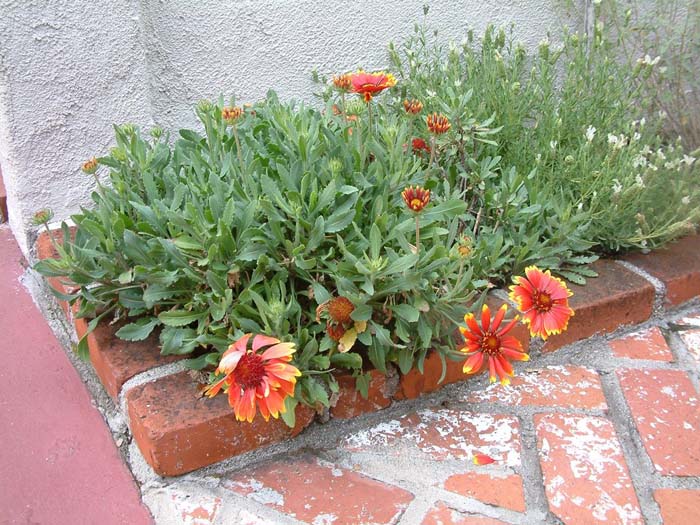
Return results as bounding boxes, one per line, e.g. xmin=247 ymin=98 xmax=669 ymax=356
xmin=401 ymin=185 xmax=431 ymax=212
xmin=350 ymin=70 xmax=396 ymax=102
xmin=204 ymin=333 xmax=301 ymax=423
xmin=403 ymin=99 xmax=423 ymax=114
xmin=332 ymin=73 xmax=352 ymax=91
xmin=459 ymin=304 xmax=529 ymax=385
xmin=316 ymin=296 xmax=367 ymax=351
xmin=509 ymin=266 xmax=574 ymax=340
xmin=81 ymin=157 xmax=98 ymax=174
xmin=222 ymin=106 xmax=243 ymax=125
xmin=426 ymin=112 xmax=450 ymax=134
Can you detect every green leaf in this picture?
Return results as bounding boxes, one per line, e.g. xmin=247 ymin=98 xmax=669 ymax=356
xmin=158 ymin=310 xmax=205 ymax=327
xmin=280 ymin=396 xmax=298 ymax=428
xmin=74 ymin=335 xmax=91 ymax=361
xmin=115 ymin=317 xmax=159 ymax=341
xmin=355 ymin=372 xmax=370 ymax=399
xmin=397 ymin=348 xmax=415 ymax=374
xmin=350 ymin=304 xmax=372 ymax=322
xmin=392 ymin=304 xmax=420 ymax=323
xmin=330 ymin=352 xmax=363 ymax=369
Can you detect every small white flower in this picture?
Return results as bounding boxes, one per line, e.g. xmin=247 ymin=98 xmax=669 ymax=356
xmin=608 ymin=133 xmax=619 ymax=145
xmin=550 ymin=140 xmax=558 ymax=150
xmin=585 ymin=125 xmax=596 ymax=142
xmin=640 ymin=145 xmax=652 ymax=156
xmin=577 ymin=202 xmax=584 ymax=211
xmin=425 ymin=89 xmax=436 ymax=98
xmin=640 ymin=117 xmax=646 ymax=128
xmin=614 ymin=134 xmax=626 ymax=149
xmin=656 ymin=149 xmax=666 ymax=160
xmin=632 ymin=155 xmax=647 ymax=168
xmin=659 ymin=110 xmax=668 ymax=119
xmin=539 ymin=37 xmax=550 ymax=48
xmin=682 ymin=196 xmax=691 ymax=205
xmin=454 ymin=79 xmax=462 ymax=87
xmin=536 ymin=153 xmax=542 ymax=163
xmin=612 ymin=179 xmax=623 ymax=194
xmin=637 ymin=54 xmax=660 ymax=66
xmin=683 ymin=155 xmax=696 ymax=166
xmin=635 ymin=174 xmax=645 ymax=188
xmin=632 ymin=132 xmax=641 ymax=142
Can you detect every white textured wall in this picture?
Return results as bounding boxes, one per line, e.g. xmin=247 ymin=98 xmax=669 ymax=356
xmin=0 ymin=0 xmax=584 ymax=255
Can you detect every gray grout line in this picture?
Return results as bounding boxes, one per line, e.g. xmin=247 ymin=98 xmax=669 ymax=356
xmin=599 ymin=371 xmax=663 ymax=525
xmin=517 ymin=415 xmax=561 ymax=525
xmin=615 ymin=259 xmax=667 ymax=314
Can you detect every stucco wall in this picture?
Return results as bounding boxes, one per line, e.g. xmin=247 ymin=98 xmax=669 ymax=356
xmin=0 ymin=0 xmax=585 ymax=255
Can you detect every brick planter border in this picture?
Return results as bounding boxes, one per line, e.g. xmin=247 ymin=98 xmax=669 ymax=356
xmin=36 ymin=233 xmax=700 ymax=476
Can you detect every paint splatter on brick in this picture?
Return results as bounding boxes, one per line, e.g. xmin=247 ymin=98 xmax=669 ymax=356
xmin=343 ymin=408 xmax=521 ymax=467
xmin=609 ymin=327 xmax=673 ymax=362
xmin=679 ymin=329 xmax=700 ymax=365
xmin=464 ymin=366 xmax=607 ymax=410
xmin=536 ymin=413 xmax=643 ymax=524
xmin=617 ymin=368 xmax=700 ymax=475
xmin=225 ymin=454 xmax=413 ymax=525
xmin=170 ymin=491 xmax=221 ymax=525
xmin=422 ymin=502 xmax=509 ymax=525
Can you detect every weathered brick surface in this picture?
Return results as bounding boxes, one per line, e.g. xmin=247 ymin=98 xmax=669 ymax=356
xmin=225 ymin=454 xmax=413 ymax=525
xmin=331 ymin=369 xmax=393 ymax=419
xmin=126 ymin=371 xmax=315 ymax=476
xmin=536 ymin=413 xmax=643 ymax=524
xmin=617 ymin=368 xmax=700 ymax=475
xmin=609 ymin=326 xmax=673 ymax=362
xmin=397 ymin=294 xmax=529 ymax=400
xmin=344 ymin=408 xmax=521 ymax=466
xmin=441 ymin=472 xmax=525 ymax=513
xmin=169 ymin=490 xmax=221 ymax=525
xmin=653 ymin=489 xmax=700 ymax=524
xmin=422 ymin=502 xmax=509 ymax=525
xmin=543 ymin=260 xmax=654 ymax=351
xmin=464 ymin=366 xmax=607 ymax=410
xmin=0 ymin=166 xmax=7 ymax=223
xmin=82 ymin=319 xmax=180 ymax=399
xmin=624 ymin=235 xmax=700 ymax=306
xmin=679 ymin=329 xmax=700 ymax=365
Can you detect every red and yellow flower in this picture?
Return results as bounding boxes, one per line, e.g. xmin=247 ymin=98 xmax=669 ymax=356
xmin=411 ymin=137 xmax=431 ymax=155
xmin=204 ymin=333 xmax=301 ymax=423
xmin=403 ymin=99 xmax=423 ymax=114
xmin=509 ymin=266 xmax=574 ymax=340
xmin=402 ymin=185 xmax=431 ymax=212
xmin=426 ymin=112 xmax=451 ymax=134
xmin=81 ymin=157 xmax=98 ymax=174
xmin=316 ymin=296 xmax=367 ymax=352
xmin=459 ymin=304 xmax=529 ymax=385
xmin=350 ymin=70 xmax=396 ymax=102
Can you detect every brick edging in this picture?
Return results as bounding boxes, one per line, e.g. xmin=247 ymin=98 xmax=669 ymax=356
xmin=35 ymin=232 xmax=700 ymax=476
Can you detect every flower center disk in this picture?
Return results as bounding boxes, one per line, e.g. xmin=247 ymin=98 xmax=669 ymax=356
xmin=235 ymin=352 xmax=266 ymax=389
xmin=535 ymin=292 xmax=553 ymax=312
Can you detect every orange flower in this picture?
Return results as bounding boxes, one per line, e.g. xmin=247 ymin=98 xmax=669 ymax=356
xmin=401 ymin=185 xmax=431 ymax=212
xmin=350 ymin=70 xmax=396 ymax=102
xmin=332 ymin=73 xmax=352 ymax=91
xmin=204 ymin=333 xmax=301 ymax=423
xmin=509 ymin=266 xmax=574 ymax=340
xmin=81 ymin=157 xmax=98 ymax=174
xmin=403 ymin=99 xmax=423 ymax=114
xmin=411 ymin=138 xmax=430 ymax=155
xmin=222 ymin=106 xmax=243 ymax=124
xmin=426 ymin=112 xmax=451 ymax=134
xmin=459 ymin=304 xmax=529 ymax=385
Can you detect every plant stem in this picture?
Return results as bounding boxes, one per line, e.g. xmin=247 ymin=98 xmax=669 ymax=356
xmin=428 ymin=135 xmax=436 ymax=167
xmin=415 ymin=215 xmax=421 ymax=267
xmin=233 ymin=125 xmax=245 ymax=174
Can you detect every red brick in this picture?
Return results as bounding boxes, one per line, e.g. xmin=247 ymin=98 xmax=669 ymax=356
xmin=344 ymin=408 xmax=521 ymax=466
xmin=422 ymin=502 xmax=509 ymax=525
xmin=169 ymin=490 xmax=221 ymax=525
xmin=442 ymin=472 xmax=525 ymax=512
xmin=330 ymin=369 xmax=393 ymax=419
xmin=609 ymin=326 xmax=673 ymax=361
xmin=126 ymin=371 xmax=315 ymax=476
xmin=464 ymin=366 xmax=606 ymax=410
xmin=396 ymin=294 xmax=529 ymax=400
xmin=536 ymin=413 xmax=643 ymax=524
xmin=679 ymin=329 xmax=700 ymax=365
xmin=654 ymin=489 xmax=700 ymax=524
xmin=617 ymin=368 xmax=700 ymax=475
xmin=225 ymin=454 xmax=413 ymax=525
xmin=624 ymin=235 xmax=700 ymax=306
xmin=543 ymin=260 xmax=654 ymax=351
xmin=82 ymin=317 xmax=181 ymax=399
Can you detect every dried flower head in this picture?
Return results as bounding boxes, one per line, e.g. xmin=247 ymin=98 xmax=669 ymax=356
xmin=222 ymin=106 xmax=244 ymax=125
xmin=81 ymin=157 xmax=99 ymax=174
xmin=332 ymin=73 xmax=352 ymax=91
xmin=411 ymin=138 xmax=430 ymax=155
xmin=402 ymin=185 xmax=431 ymax=213
xmin=403 ymin=99 xmax=423 ymax=114
xmin=427 ymin=113 xmax=451 ymax=134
